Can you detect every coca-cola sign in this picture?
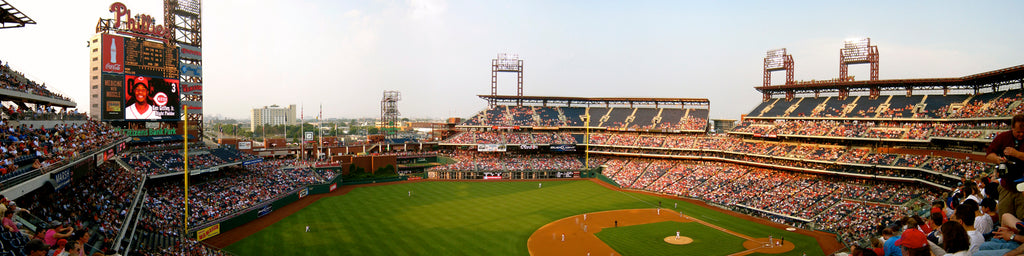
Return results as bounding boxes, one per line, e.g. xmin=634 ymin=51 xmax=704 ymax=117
xmin=108 ymin=2 xmax=172 ymax=40
xmin=101 ymin=34 xmax=124 ymax=73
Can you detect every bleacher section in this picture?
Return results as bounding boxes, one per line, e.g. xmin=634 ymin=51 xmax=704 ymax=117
xmin=535 ymin=107 xmax=562 ymax=126
xmin=786 ymin=97 xmax=826 ymax=117
xmin=602 ymin=108 xmax=632 ymax=128
xmin=918 ymin=94 xmax=969 ymax=118
xmin=562 ymin=107 xmax=586 ymax=126
xmin=846 ymin=95 xmax=888 ymax=118
xmin=751 ymin=88 xmax=1024 ymax=120
xmin=656 ymin=109 xmax=684 ymax=130
xmin=461 ymin=106 xmax=710 ymax=131
xmin=629 ymin=108 xmax=658 ymax=129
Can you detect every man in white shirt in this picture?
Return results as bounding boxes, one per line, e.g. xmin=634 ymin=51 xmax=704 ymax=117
xmin=955 ymin=203 xmax=985 ymax=255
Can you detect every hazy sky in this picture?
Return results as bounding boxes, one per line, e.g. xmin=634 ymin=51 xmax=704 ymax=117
xmin=1 ymin=0 xmax=1022 ymax=120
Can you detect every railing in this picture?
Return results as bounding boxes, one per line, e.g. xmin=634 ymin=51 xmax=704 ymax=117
xmin=114 ymin=173 xmax=148 ymax=253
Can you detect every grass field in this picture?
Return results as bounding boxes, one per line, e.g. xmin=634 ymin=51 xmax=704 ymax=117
xmin=224 ymin=180 xmax=826 ymax=255
xmin=595 ymin=221 xmax=746 ymax=256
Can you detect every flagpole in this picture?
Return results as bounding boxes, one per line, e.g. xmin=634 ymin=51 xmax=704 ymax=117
xmin=300 ymin=105 xmax=304 ymax=162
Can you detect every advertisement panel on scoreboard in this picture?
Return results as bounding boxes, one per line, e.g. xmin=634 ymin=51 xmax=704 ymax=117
xmin=123 ymin=75 xmax=180 ymax=120
xmin=101 ymin=34 xmax=124 ymax=73
xmin=101 ymin=74 xmax=125 ymax=120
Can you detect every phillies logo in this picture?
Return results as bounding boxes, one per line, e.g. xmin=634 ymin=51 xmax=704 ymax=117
xmin=153 ymin=92 xmax=168 ymax=106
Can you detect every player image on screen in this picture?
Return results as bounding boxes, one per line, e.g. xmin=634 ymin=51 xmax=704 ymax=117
xmin=124 ymin=75 xmax=180 ymax=120
xmin=125 ymin=76 xmax=158 ymax=119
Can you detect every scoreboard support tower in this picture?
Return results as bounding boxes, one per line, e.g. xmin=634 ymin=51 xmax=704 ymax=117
xmin=166 ymin=0 xmax=203 ymax=138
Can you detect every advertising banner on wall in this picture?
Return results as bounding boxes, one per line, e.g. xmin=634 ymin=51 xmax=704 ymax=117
xmin=181 ymin=81 xmax=202 ymax=95
xmin=53 ymin=169 xmax=72 ymax=190
xmin=179 ymin=44 xmax=202 ymax=60
xmin=477 ymin=144 xmax=507 ymax=152
xmin=238 ymin=141 xmax=252 ymax=150
xmin=257 ymin=205 xmax=273 ymax=218
xmin=196 ymin=224 xmax=220 ymax=241
xmin=550 ymin=144 xmax=576 ymax=152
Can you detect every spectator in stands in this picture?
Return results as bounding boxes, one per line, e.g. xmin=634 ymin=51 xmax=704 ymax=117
xmin=2 ymin=210 xmax=15 ymax=232
xmin=43 ymin=222 xmax=73 ymax=247
xmin=953 ymin=203 xmax=984 ymax=255
xmin=929 ymin=221 xmax=971 ymax=256
xmin=851 ymin=245 xmax=880 ymax=256
xmin=24 ymin=239 xmax=48 ymax=256
xmin=881 ymin=227 xmax=902 ymax=256
xmin=126 ymin=76 xmax=158 ymax=120
xmin=896 ymin=217 xmax=929 ymax=255
xmin=926 ymin=213 xmax=943 ymax=244
xmin=978 ymin=198 xmax=997 ymax=237
xmin=987 ymin=114 xmax=1024 ymax=218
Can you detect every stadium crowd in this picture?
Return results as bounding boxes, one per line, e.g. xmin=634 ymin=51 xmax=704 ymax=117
xmin=444 ymin=131 xmax=577 ymax=145
xmin=461 ymin=105 xmax=709 ymax=130
xmin=431 ymin=150 xmax=582 ymax=171
xmin=597 ymin=158 xmax=934 ymax=248
xmin=0 ymin=60 xmax=75 ymax=102
xmin=13 ymin=163 xmax=143 ymax=255
xmin=144 ymin=160 xmax=330 ymax=227
xmin=0 ymin=120 xmax=124 ymax=180
xmin=732 ymin=119 xmax=1007 ymax=141
xmin=578 ymin=132 xmax=991 ymax=181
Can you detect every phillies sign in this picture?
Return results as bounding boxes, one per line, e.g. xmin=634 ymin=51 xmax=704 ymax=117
xmin=108 ymin=2 xmax=172 ymax=40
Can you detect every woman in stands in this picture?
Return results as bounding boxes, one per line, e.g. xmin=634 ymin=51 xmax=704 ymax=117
xmin=929 ymin=221 xmax=971 ymax=256
xmin=125 ymin=76 xmax=159 ymax=120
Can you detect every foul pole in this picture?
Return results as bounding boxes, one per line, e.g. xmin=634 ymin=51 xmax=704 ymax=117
xmin=183 ymin=107 xmax=190 ymax=233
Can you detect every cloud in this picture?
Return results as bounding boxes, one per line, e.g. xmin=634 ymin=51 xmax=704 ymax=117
xmin=407 ymin=0 xmax=446 ymax=19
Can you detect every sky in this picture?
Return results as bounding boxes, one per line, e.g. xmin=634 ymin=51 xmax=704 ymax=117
xmin=0 ymin=0 xmax=1022 ymax=121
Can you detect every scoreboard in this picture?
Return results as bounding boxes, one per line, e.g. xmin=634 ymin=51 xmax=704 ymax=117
xmin=100 ymin=33 xmax=180 ymax=121
xmin=123 ymin=37 xmax=179 ymax=78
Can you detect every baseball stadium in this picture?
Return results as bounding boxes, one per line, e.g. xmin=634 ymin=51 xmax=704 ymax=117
xmin=0 ymin=1 xmax=1022 ymax=256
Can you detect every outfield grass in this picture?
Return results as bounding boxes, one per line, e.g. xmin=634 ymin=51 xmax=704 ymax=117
xmin=225 ymin=180 xmax=826 ymax=256
xmin=595 ymin=221 xmax=746 ymax=256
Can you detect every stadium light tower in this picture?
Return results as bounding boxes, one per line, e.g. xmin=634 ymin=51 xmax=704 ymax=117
xmin=380 ymin=90 xmax=402 ymax=140
xmin=839 ymin=37 xmax=879 ymax=81
xmin=763 ymin=48 xmax=795 ymax=87
xmin=491 ymin=53 xmax=524 ymax=107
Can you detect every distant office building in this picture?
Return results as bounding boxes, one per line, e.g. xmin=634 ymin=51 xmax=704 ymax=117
xmin=251 ymin=104 xmax=296 ymax=131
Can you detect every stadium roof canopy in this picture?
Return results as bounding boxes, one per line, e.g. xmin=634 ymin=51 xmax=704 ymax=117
xmin=479 ymin=95 xmax=710 ymax=108
xmin=0 ymin=0 xmax=35 ymax=29
xmin=756 ymin=64 xmax=1024 ymax=96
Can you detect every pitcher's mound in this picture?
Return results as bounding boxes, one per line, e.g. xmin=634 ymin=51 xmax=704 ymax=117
xmin=663 ymin=236 xmax=693 ymax=245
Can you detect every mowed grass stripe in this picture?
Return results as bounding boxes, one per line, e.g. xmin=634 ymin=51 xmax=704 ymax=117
xmin=225 ymin=180 xmax=826 ymax=256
